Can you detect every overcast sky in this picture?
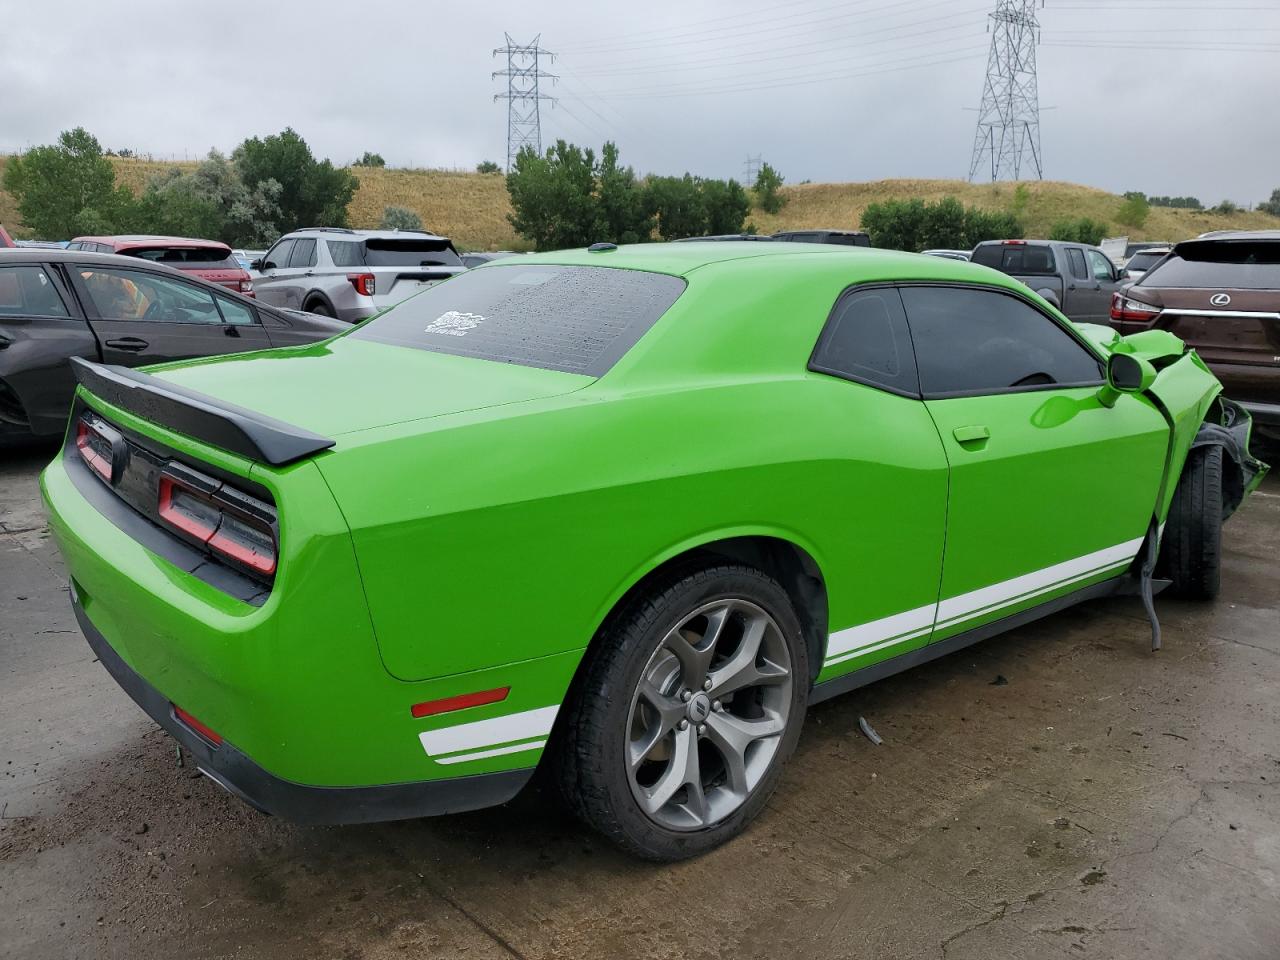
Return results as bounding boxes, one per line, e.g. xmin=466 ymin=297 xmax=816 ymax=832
xmin=3 ymin=0 xmax=1278 ymax=204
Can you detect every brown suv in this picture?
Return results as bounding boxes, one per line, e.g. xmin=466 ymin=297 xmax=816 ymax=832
xmin=1110 ymin=230 xmax=1280 ymax=437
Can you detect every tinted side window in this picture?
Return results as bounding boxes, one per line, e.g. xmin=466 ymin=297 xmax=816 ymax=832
xmin=78 ymin=268 xmax=222 ymax=324
xmin=901 ymin=286 xmax=1103 ymax=397
xmin=289 ymin=238 xmax=317 ymax=268
xmin=215 ymin=296 xmax=257 ymax=326
xmin=264 ymin=239 xmax=294 ymax=269
xmin=1066 ymin=248 xmax=1089 ymax=280
xmin=0 ymin=265 xmax=71 ymax=318
xmin=328 ymin=240 xmax=364 ymax=267
xmin=809 ymin=287 xmax=918 ymax=396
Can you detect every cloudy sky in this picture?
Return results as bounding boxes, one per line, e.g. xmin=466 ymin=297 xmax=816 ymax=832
xmin=3 ymin=0 xmax=1278 ymax=204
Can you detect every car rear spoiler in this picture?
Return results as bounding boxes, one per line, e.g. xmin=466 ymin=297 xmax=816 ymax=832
xmin=70 ymin=357 xmax=335 ymax=466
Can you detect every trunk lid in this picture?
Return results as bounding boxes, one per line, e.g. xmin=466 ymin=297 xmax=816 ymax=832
xmin=143 ymin=335 xmax=592 ymax=440
xmin=1134 ymin=287 xmax=1280 ymax=368
xmin=370 ymin=265 xmax=466 ymax=310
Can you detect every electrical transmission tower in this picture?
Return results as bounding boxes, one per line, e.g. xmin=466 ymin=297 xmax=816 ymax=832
xmin=967 ymin=0 xmax=1044 ymax=183
xmin=744 ymin=154 xmax=763 ymax=183
xmin=493 ymin=34 xmax=557 ymax=172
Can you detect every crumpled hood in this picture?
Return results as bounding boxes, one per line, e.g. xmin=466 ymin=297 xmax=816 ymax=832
xmin=147 ymin=335 xmax=592 ymax=439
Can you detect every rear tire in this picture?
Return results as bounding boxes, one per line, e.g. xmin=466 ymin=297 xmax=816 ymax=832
xmin=1160 ymin=444 xmax=1224 ymax=600
xmin=554 ymin=564 xmax=808 ymax=861
xmin=305 ymin=300 xmax=333 ymax=318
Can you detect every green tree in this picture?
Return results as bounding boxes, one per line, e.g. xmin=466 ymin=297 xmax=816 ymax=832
xmin=861 ymin=197 xmax=1022 ymax=251
xmin=233 ymin=128 xmax=359 ymax=234
xmin=1210 ymin=199 xmax=1241 ymax=215
xmin=354 ymin=151 xmax=386 ymax=167
xmin=753 ymin=162 xmax=786 ymax=214
xmin=963 ymin=207 xmax=1023 ymax=246
xmin=505 ymin=141 xmax=602 ymax=251
xmin=1256 ymin=189 xmax=1280 ymax=216
xmin=595 ymin=142 xmax=652 ymax=244
xmin=647 ymin=175 xmax=707 ymax=241
xmin=1115 ymin=193 xmax=1150 ymax=230
xmin=700 ymin=178 xmax=751 ymax=235
xmin=380 ymin=205 xmax=423 ymax=231
xmin=130 ymin=150 xmax=281 ymax=246
xmin=1 ymin=127 xmax=133 ymax=238
xmin=1049 ymin=217 xmax=1109 ymax=246
xmin=921 ymin=196 xmax=969 ymax=249
xmin=860 ymin=198 xmax=928 ymax=250
xmin=476 ymin=160 xmax=502 ymax=175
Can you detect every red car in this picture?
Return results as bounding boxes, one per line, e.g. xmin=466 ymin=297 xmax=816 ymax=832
xmin=0 ymin=224 xmax=15 ymax=248
xmin=67 ymin=235 xmax=253 ymax=296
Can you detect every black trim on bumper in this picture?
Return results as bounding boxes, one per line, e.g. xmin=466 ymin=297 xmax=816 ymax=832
xmin=1238 ymin=399 xmax=1280 ymax=429
xmin=71 ymin=357 xmax=335 ymax=466
xmin=72 ymin=596 xmax=533 ymax=825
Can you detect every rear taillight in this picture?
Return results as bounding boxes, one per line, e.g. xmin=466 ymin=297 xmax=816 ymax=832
xmin=75 ymin=415 xmax=120 ymax=484
xmin=347 ymin=272 xmax=376 ymax=297
xmin=238 ymin=278 xmax=254 ymax=296
xmin=157 ymin=464 xmax=278 ymax=578
xmin=1111 ymin=292 xmax=1162 ymax=323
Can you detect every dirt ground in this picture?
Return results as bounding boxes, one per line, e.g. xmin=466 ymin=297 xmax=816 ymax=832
xmin=2 ymin=442 xmax=1278 ymax=960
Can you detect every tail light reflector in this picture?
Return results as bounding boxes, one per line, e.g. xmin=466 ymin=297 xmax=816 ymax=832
xmin=1111 ymin=292 xmax=1163 ymax=323
xmin=173 ymin=705 xmax=222 ymax=746
xmin=410 ymin=687 xmax=511 ymax=719
xmin=347 ymin=273 xmax=376 ymax=297
xmin=157 ymin=465 xmax=278 ymax=577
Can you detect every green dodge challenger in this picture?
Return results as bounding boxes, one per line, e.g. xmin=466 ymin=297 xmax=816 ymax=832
xmin=41 ymin=242 xmax=1266 ymax=859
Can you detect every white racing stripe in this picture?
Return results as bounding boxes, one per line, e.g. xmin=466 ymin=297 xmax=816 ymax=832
xmin=419 ymin=704 xmax=559 ymax=760
xmin=823 ymin=537 xmax=1144 ymax=667
xmin=434 ymin=739 xmax=549 ymax=765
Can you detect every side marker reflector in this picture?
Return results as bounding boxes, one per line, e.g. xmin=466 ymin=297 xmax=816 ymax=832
xmin=173 ymin=704 xmax=223 ymax=746
xmin=411 ymin=686 xmax=510 ymax=719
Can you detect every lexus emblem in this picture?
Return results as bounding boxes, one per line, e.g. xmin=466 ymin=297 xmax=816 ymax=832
xmin=1210 ymin=293 xmax=1232 ymax=307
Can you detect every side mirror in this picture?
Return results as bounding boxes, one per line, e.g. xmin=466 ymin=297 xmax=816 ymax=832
xmin=1097 ymin=352 xmax=1157 ymax=407
xmin=250 ymin=258 xmax=264 ymax=271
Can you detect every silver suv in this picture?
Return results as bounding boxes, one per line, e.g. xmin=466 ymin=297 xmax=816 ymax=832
xmin=252 ymin=228 xmax=465 ymax=322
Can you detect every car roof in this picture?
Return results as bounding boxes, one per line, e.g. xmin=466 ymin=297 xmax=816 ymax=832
xmin=482 ymin=240 xmax=1005 ymax=285
xmin=73 ymin=235 xmax=230 ymax=249
xmin=283 ymin=227 xmax=452 ymax=242
xmin=1188 ymin=229 xmax=1280 ymax=242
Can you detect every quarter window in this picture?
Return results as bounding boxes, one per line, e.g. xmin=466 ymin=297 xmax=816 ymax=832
xmin=809 ymin=287 xmax=919 ymax=396
xmin=215 ymin=296 xmax=257 ymax=326
xmin=0 ymin=266 xmax=71 ymax=318
xmin=78 ymin=268 xmax=222 ymax=324
xmin=900 ymin=286 xmax=1103 ymax=397
xmin=328 ymin=240 xmax=364 ymax=267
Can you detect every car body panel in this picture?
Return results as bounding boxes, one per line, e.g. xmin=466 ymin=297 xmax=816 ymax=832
xmin=39 ymin=242 xmax=1259 ymax=812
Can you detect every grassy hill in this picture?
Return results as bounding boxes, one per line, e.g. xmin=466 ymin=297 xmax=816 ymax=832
xmin=2 ymin=156 xmax=1276 ymax=250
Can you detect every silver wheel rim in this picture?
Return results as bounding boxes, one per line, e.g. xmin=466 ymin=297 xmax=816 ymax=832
xmin=625 ymin=598 xmax=794 ymax=832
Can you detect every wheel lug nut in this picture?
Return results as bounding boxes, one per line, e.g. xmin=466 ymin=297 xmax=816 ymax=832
xmin=697 ymin=724 xmax=707 ymax=736
xmin=679 ymin=719 xmax=689 ymax=730
xmin=703 ymin=679 xmax=712 ymax=691
xmin=681 ymin=690 xmax=692 ymax=702
xmin=712 ymin=701 xmax=723 ymax=712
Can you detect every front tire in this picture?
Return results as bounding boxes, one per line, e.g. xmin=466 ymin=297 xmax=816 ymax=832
xmin=555 ymin=564 xmax=808 ymax=861
xmin=1160 ymin=444 xmax=1224 ymax=600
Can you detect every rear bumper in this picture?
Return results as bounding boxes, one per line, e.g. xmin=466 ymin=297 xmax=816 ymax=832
xmin=73 ymin=592 xmax=532 ymax=825
xmin=1238 ymin=399 xmax=1280 ymax=429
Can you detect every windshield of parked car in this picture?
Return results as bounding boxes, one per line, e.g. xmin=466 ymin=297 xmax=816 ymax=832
xmin=1125 ymin=251 xmax=1166 ymax=273
xmin=123 ymin=246 xmax=239 ymax=270
xmin=351 ymin=264 xmax=687 ymax=376
xmin=362 ymin=238 xmax=462 ymax=268
xmin=1139 ymin=242 xmax=1280 ymax=289
xmin=971 ymin=244 xmax=1057 ymax=274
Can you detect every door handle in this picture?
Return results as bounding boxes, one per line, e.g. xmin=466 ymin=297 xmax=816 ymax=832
xmin=223 ymin=325 xmax=241 ymax=338
xmin=0 ymin=334 xmax=10 ymax=349
xmin=953 ymin=425 xmax=990 ymax=445
xmin=105 ymin=337 xmax=148 ymax=352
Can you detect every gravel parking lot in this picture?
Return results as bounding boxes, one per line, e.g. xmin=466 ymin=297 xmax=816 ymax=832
xmin=2 ymin=441 xmax=1278 ymax=960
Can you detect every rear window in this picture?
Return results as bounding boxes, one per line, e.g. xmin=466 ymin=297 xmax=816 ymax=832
xmin=1125 ymin=251 xmax=1165 ymax=272
xmin=352 ymin=264 xmax=686 ymax=376
xmin=972 ymin=243 xmax=1057 ymax=275
xmin=1140 ymin=242 xmax=1280 ymax=290
xmin=122 ymin=246 xmax=239 ymax=270
xmin=363 ymin=238 xmax=462 ymax=268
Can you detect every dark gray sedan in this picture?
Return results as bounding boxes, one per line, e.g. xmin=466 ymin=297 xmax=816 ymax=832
xmin=0 ymin=248 xmax=345 ymax=442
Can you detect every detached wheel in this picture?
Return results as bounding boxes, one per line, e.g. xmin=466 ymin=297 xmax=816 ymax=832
xmin=556 ymin=565 xmax=808 ymax=861
xmin=1160 ymin=444 xmax=1223 ymax=600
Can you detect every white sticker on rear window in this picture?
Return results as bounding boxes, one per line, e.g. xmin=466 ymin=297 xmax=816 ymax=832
xmin=425 ymin=311 xmax=485 ymax=337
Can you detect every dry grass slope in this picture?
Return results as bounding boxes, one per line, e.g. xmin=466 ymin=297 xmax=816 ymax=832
xmin=2 ymin=157 xmax=1275 ymax=249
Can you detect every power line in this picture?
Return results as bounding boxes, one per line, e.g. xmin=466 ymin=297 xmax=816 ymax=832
xmin=492 ymin=34 xmax=557 ymax=172
xmin=968 ymin=0 xmax=1044 ymax=183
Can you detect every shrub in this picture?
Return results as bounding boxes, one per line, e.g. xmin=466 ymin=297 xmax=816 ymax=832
xmin=129 ymin=150 xmax=281 ymax=247
xmin=860 ymin=197 xmax=1022 ymax=251
xmin=380 ymin=205 xmax=423 ymax=231
xmin=1115 ymin=194 xmax=1150 ymax=229
xmin=476 ymin=160 xmax=502 ymax=175
xmin=647 ymin=175 xmax=706 ymax=241
xmin=354 ymin=152 xmax=386 ymax=167
xmin=1049 ymin=217 xmax=1109 ymax=246
xmin=753 ymin=162 xmax=786 ymax=214
xmin=233 ymin=127 xmax=359 ymax=233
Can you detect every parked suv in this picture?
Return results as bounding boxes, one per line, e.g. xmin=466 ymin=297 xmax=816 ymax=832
xmin=253 ymin=228 xmax=465 ymax=322
xmin=66 ymin=236 xmax=253 ymax=295
xmin=1109 ymin=230 xmax=1280 ymax=438
xmin=971 ymin=239 xmax=1126 ymax=324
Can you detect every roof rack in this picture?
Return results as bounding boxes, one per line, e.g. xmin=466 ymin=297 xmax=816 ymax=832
xmin=292 ymin=226 xmax=356 ymax=234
